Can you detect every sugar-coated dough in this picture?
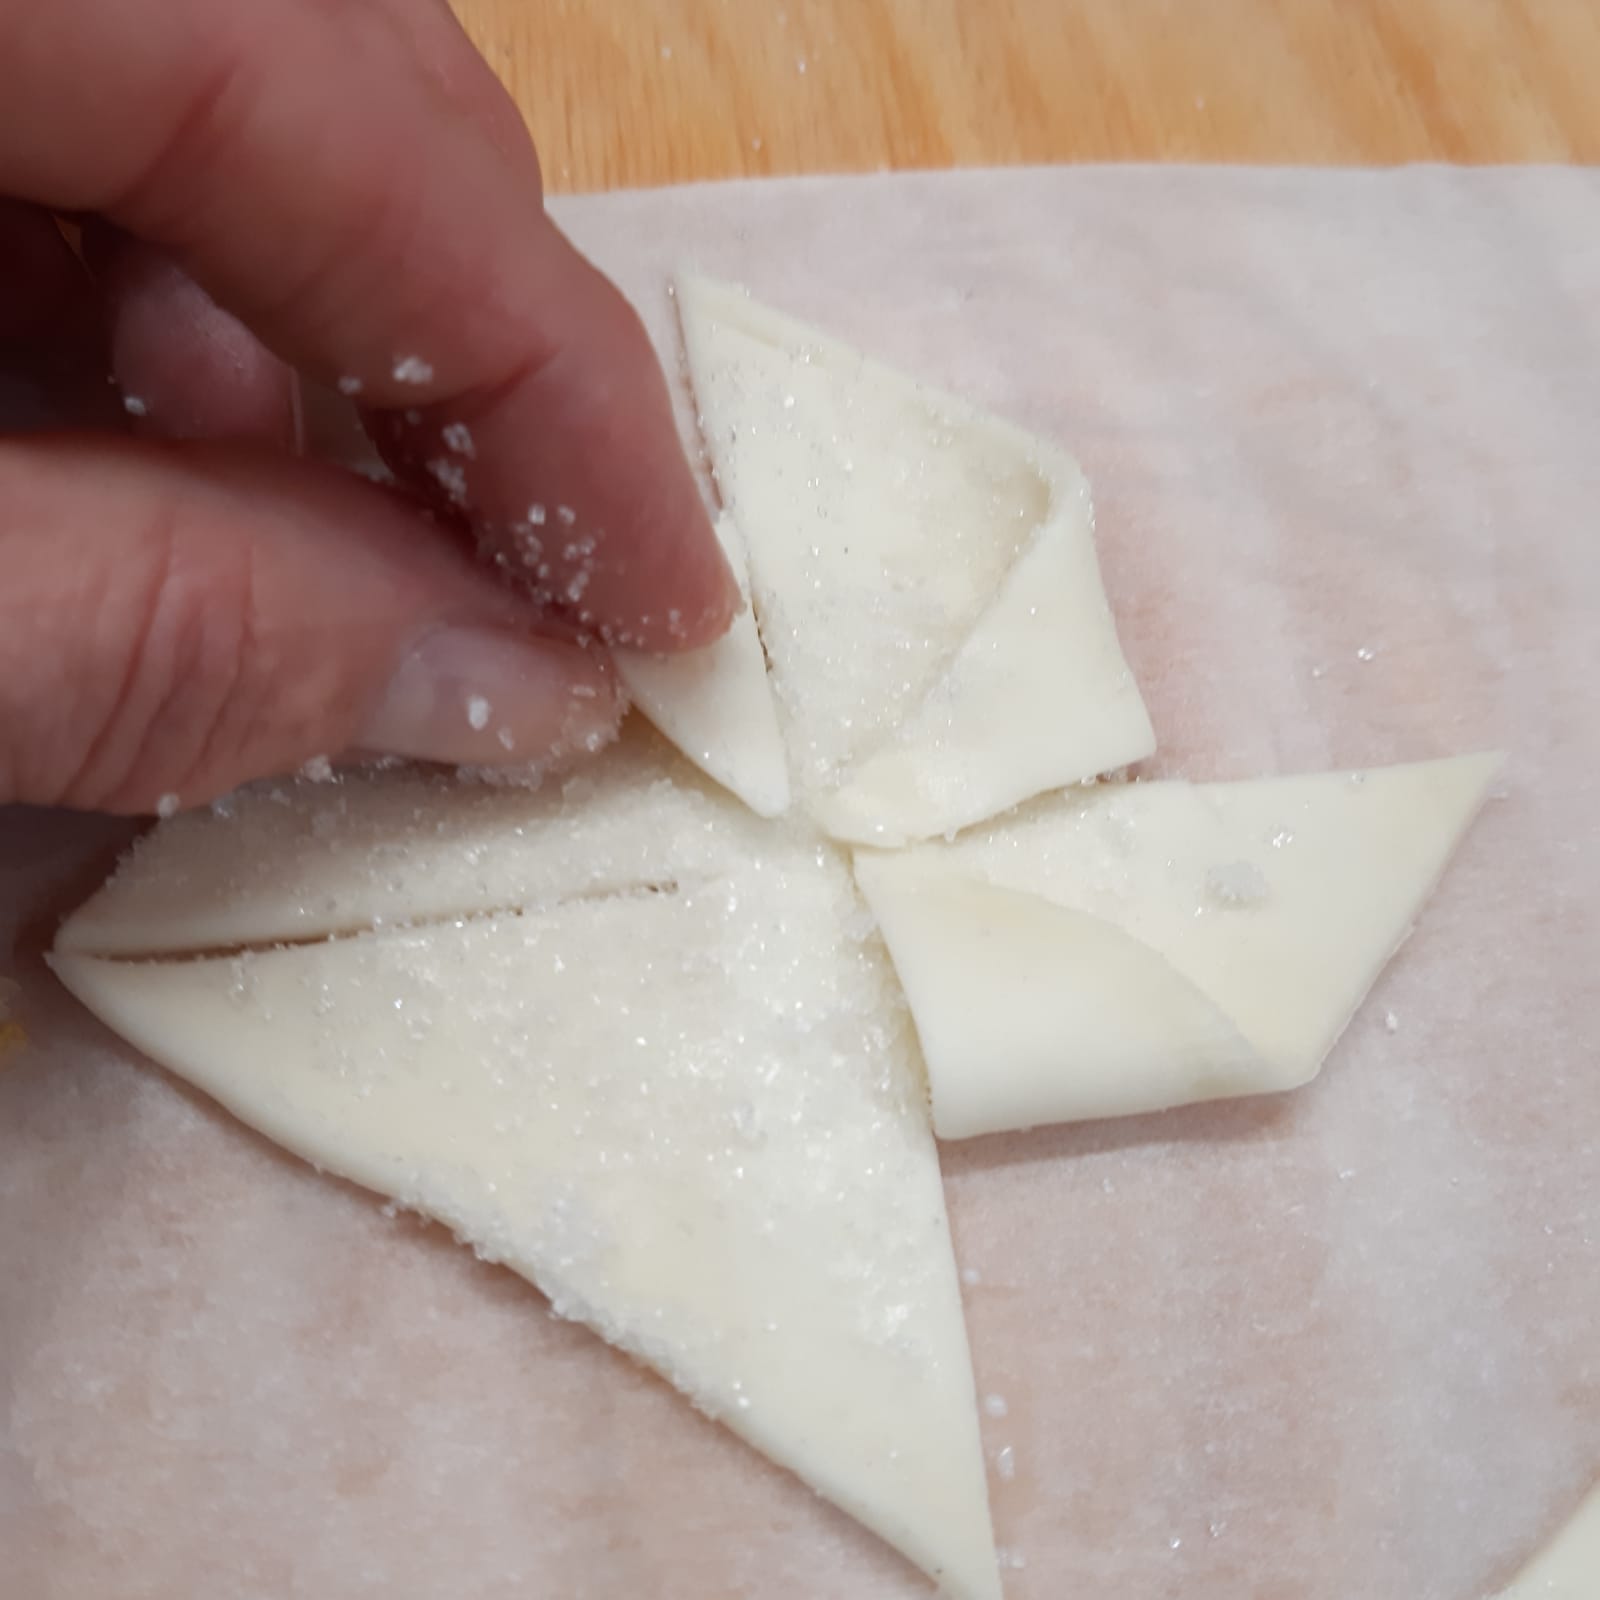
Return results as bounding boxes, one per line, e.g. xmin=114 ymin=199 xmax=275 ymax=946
xmin=57 ymin=729 xmax=774 ymax=957
xmin=1492 ymin=1481 xmax=1600 ymax=1599
xmin=677 ymin=273 xmax=1154 ymax=845
xmin=616 ymin=514 xmax=791 ymax=818
xmin=51 ymin=745 xmax=1000 ymax=1600
xmin=855 ymin=754 xmax=1500 ymax=1135
xmin=812 ymin=470 xmax=1156 ymax=845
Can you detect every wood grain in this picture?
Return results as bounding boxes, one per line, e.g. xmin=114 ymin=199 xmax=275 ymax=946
xmin=452 ymin=0 xmax=1600 ymax=194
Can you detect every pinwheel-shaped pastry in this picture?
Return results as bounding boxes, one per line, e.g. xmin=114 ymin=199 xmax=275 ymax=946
xmin=52 ymin=280 xmax=1498 ymax=1599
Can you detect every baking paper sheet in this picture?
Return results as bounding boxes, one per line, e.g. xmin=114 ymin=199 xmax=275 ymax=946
xmin=3 ymin=167 xmax=1597 ymax=1599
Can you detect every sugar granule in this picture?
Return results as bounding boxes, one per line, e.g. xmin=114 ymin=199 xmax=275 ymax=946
xmin=155 ymin=792 xmax=180 ymax=819
xmin=528 ymin=503 xmax=547 ymax=526
xmin=428 ymin=458 xmax=468 ymax=504
xmin=442 ymin=422 xmax=476 ymax=459
xmin=336 ymin=375 xmax=363 ymax=397
xmin=393 ymin=355 xmax=435 ymax=385
xmin=557 ymin=505 xmax=577 ymax=526
xmin=300 ymin=754 xmax=335 ymax=783
xmin=467 ymin=695 xmax=492 ymax=731
xmin=123 ymin=395 xmax=148 ymax=417
xmin=1204 ymin=859 xmax=1269 ymax=908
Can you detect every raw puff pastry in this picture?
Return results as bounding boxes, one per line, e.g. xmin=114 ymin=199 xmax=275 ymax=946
xmin=53 ymin=280 xmax=1499 ymax=1598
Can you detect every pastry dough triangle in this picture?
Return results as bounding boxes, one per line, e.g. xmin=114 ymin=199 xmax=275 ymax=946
xmin=56 ymin=730 xmax=771 ymax=957
xmin=52 ymin=748 xmax=1000 ymax=1600
xmin=616 ymin=514 xmax=791 ymax=818
xmin=857 ymin=753 xmax=1501 ymax=1132
xmin=677 ymin=273 xmax=1154 ymax=845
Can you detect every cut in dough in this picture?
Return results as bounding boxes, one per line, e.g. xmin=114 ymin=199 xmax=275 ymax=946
xmin=1491 ymin=1480 xmax=1600 ymax=1600
xmin=57 ymin=730 xmax=774 ymax=958
xmin=52 ymin=741 xmax=1000 ymax=1600
xmin=855 ymin=753 xmax=1501 ymax=1137
xmin=616 ymin=513 xmax=791 ymax=818
xmin=677 ymin=273 xmax=1155 ymax=845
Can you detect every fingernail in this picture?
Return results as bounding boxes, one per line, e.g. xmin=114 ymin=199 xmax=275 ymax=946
xmin=360 ymin=626 xmax=620 ymax=767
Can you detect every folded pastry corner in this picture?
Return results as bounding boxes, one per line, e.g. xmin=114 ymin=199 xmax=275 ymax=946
xmin=855 ymin=856 xmax=1270 ymax=1137
xmin=857 ymin=752 xmax=1503 ymax=1135
xmin=616 ymin=512 xmax=792 ymax=820
xmin=676 ymin=271 xmax=1154 ymax=848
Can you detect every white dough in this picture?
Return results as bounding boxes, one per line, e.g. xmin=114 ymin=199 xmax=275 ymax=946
xmin=677 ymin=273 xmax=1154 ymax=845
xmin=51 ymin=746 xmax=1001 ymax=1600
xmin=855 ymin=753 xmax=1501 ymax=1136
xmin=854 ymin=866 xmax=1267 ymax=1136
xmin=1491 ymin=1481 xmax=1600 ymax=1599
xmin=616 ymin=514 xmax=792 ymax=817
xmin=57 ymin=729 xmax=774 ymax=957
xmin=1491 ymin=1484 xmax=1600 ymax=1600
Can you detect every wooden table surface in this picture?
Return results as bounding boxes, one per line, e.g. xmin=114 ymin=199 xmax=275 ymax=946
xmin=452 ymin=0 xmax=1600 ymax=194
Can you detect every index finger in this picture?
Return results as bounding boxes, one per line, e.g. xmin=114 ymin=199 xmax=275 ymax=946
xmin=0 ymin=0 xmax=736 ymax=650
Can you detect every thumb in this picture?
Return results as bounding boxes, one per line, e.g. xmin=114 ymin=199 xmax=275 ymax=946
xmin=0 ymin=436 xmax=620 ymax=814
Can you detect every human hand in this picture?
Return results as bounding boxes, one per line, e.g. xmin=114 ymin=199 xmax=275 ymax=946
xmin=0 ymin=0 xmax=737 ymax=814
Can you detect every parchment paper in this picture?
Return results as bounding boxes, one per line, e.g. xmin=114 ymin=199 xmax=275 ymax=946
xmin=3 ymin=167 xmax=1597 ymax=1600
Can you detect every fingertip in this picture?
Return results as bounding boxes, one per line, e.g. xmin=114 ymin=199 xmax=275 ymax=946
xmin=641 ymin=507 xmax=743 ymax=651
xmin=363 ymin=392 xmax=740 ymax=654
xmin=0 ymin=436 xmax=631 ymax=812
